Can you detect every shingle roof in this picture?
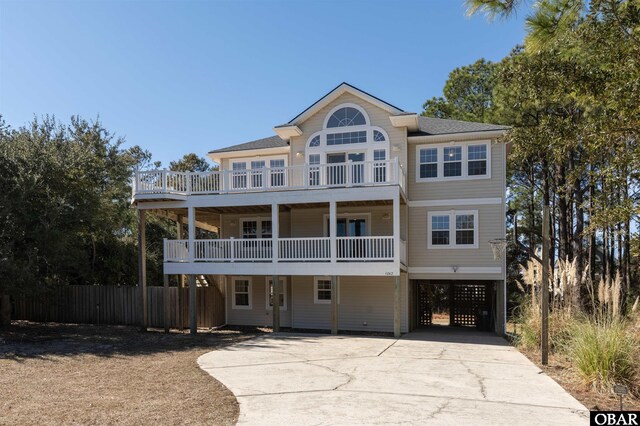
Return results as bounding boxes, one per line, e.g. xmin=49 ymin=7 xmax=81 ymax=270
xmin=208 ymin=135 xmax=288 ymax=154
xmin=409 ymin=116 xmax=509 ymax=136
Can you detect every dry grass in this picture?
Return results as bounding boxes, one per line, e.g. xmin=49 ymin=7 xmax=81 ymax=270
xmin=520 ymin=347 xmax=640 ymax=411
xmin=0 ymin=321 xmax=263 ymax=426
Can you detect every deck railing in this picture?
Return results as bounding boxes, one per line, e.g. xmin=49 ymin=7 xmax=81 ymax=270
xmin=164 ymin=236 xmax=396 ymax=263
xmin=134 ymin=158 xmax=405 ymax=196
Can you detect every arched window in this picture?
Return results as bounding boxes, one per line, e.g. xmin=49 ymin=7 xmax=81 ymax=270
xmin=326 ymin=107 xmax=366 ymax=128
xmin=373 ymin=130 xmax=386 ymax=142
xmin=309 ymin=135 xmax=320 ymax=147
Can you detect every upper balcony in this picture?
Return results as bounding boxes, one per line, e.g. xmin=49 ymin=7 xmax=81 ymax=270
xmin=133 ymin=158 xmax=406 ymax=201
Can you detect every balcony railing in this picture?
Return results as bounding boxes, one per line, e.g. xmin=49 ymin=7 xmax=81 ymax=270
xmin=134 ymin=158 xmax=405 ymax=197
xmin=164 ymin=236 xmax=397 ymax=263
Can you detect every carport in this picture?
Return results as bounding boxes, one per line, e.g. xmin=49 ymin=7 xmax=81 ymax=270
xmin=410 ymin=280 xmax=497 ymax=332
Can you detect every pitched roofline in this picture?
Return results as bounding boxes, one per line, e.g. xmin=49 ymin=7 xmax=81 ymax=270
xmin=287 ymin=82 xmax=404 ymax=125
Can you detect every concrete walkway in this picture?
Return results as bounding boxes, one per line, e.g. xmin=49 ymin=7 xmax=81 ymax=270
xmin=198 ymin=328 xmax=588 ymax=425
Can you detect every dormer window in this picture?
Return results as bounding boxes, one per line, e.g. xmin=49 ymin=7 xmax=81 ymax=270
xmin=326 ymin=107 xmax=366 ymax=128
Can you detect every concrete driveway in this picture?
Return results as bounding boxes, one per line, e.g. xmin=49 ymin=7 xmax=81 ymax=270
xmin=198 ymin=328 xmax=588 ymax=425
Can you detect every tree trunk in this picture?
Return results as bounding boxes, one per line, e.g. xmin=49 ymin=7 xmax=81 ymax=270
xmin=572 ymin=173 xmax=584 ymax=308
xmin=556 ymin=162 xmax=568 ymax=263
xmin=588 ymin=173 xmax=596 ymax=283
xmin=0 ymin=294 xmax=10 ymax=326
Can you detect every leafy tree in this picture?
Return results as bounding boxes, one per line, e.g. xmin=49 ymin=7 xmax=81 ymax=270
xmin=0 ymin=115 xmax=168 ymax=325
xmin=169 ymin=153 xmax=212 ymax=172
xmin=422 ymin=58 xmax=499 ymax=122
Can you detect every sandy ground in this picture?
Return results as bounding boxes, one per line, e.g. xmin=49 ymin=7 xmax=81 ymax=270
xmin=0 ymin=321 xmax=262 ymax=426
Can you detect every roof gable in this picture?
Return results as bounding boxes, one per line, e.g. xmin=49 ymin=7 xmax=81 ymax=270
xmin=286 ymin=82 xmax=404 ymax=127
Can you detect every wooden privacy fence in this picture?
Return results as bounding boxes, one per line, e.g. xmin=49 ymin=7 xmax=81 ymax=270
xmin=11 ymin=285 xmax=225 ymax=329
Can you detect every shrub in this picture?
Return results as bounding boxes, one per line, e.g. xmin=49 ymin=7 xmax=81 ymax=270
xmin=515 ymin=297 xmax=573 ymax=352
xmin=565 ymin=319 xmax=638 ymax=393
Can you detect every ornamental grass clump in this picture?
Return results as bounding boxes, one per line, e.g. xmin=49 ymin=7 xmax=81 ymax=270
xmin=565 ymin=319 xmax=638 ymax=393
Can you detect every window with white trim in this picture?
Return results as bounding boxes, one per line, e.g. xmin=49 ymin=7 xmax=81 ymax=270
xmin=327 ymin=107 xmax=366 ymax=127
xmin=240 ymin=219 xmax=272 ymax=239
xmin=416 ymin=142 xmax=491 ymax=181
xmin=467 ymin=144 xmax=487 ymax=176
xmin=428 ymin=210 xmax=478 ymax=249
xmin=265 ymin=277 xmax=287 ymax=310
xmin=418 ymin=147 xmax=438 ymax=179
xmin=232 ymin=277 xmax=252 ymax=309
xmin=373 ymin=130 xmax=386 ymax=142
xmin=443 ymin=146 xmax=462 ymax=177
xmin=314 ymin=277 xmax=337 ymax=304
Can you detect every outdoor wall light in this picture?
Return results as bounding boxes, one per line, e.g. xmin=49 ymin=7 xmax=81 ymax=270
xmin=381 ymin=213 xmax=391 ymax=220
xmin=451 ymin=265 xmax=459 ymax=272
xmin=392 ymin=144 xmax=401 ymax=152
xmin=296 ymin=152 xmax=304 ymax=158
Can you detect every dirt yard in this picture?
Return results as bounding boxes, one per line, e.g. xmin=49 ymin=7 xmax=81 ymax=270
xmin=0 ymin=321 xmax=263 ymax=425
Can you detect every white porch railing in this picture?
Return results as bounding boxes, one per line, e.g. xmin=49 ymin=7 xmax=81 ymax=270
xmin=134 ymin=158 xmax=405 ymax=196
xmin=164 ymin=236 xmax=395 ymax=263
xmin=278 ymin=237 xmax=331 ymax=261
xmin=336 ymin=236 xmax=394 ymax=261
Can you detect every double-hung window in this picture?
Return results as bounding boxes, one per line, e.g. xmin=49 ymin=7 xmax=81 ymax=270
xmin=308 ymin=154 xmax=321 ymax=186
xmin=314 ymin=277 xmax=337 ymax=304
xmin=428 ymin=211 xmax=478 ymax=249
xmin=232 ymin=278 xmax=252 ymax=309
xmin=468 ymin=145 xmax=487 ymax=176
xmin=373 ymin=149 xmax=386 ymax=183
xmin=232 ymin=162 xmax=247 ymax=189
xmin=270 ymin=159 xmax=285 ymax=187
xmin=416 ymin=142 xmax=490 ymax=181
xmin=419 ymin=148 xmax=438 ymax=179
xmin=443 ymin=146 xmax=462 ymax=177
xmin=250 ymin=160 xmax=265 ymax=188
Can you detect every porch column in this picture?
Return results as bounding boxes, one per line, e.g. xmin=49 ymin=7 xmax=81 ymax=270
xmin=188 ymin=207 xmax=196 ymax=262
xmin=331 ymin=276 xmax=338 ymax=335
xmin=176 ymin=215 xmax=184 ymax=330
xmin=393 ymin=192 xmax=400 ymax=267
xmin=329 ymin=201 xmax=337 ymax=263
xmin=271 ymin=203 xmax=279 ymax=264
xmin=137 ymin=209 xmax=148 ymax=331
xmin=272 ymin=275 xmax=280 ymax=332
xmin=393 ymin=276 xmax=401 ymax=338
xmin=163 ymin=274 xmax=170 ymax=333
xmin=189 ymin=274 xmax=197 ymax=334
xmin=496 ymin=280 xmax=506 ymax=336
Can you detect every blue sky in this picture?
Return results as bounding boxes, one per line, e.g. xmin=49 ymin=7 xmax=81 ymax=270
xmin=1 ymin=0 xmax=527 ymax=167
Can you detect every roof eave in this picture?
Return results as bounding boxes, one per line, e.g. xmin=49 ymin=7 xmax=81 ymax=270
xmin=207 ymin=146 xmax=291 ymax=164
xmin=273 ymin=125 xmax=302 ymax=141
xmin=407 ymin=129 xmax=509 ymax=142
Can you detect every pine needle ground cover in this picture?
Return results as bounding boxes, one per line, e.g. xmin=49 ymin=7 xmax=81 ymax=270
xmin=0 ymin=322 xmax=261 ymax=425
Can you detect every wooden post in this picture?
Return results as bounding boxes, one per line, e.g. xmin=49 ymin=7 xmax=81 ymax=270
xmin=329 ymin=201 xmax=337 ymax=264
xmin=177 ymin=216 xmax=184 ymax=330
xmin=331 ymin=276 xmax=338 ymax=335
xmin=163 ymin=274 xmax=170 ymax=333
xmin=272 ymin=275 xmax=280 ymax=332
xmin=137 ymin=209 xmax=148 ymax=331
xmin=189 ymin=274 xmax=197 ymax=334
xmin=541 ymin=205 xmax=550 ymax=365
xmin=272 ymin=203 xmax=279 ymax=264
xmin=394 ymin=275 xmax=401 ymax=338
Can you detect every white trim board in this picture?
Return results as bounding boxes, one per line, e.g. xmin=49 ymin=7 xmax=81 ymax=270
xmin=408 ymin=198 xmax=502 ymax=208
xmin=408 ymin=267 xmax=502 ymax=274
